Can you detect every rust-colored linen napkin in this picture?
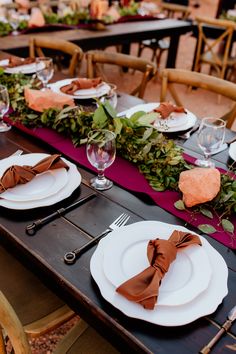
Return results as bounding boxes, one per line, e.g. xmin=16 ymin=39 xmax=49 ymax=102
xmin=60 ymin=77 xmax=102 ymax=95
xmin=116 ymin=230 xmax=201 ymax=310
xmin=154 ymin=102 xmax=186 ymax=119
xmin=7 ymin=57 xmax=35 ymax=68
xmin=0 ymin=154 xmax=69 ymax=194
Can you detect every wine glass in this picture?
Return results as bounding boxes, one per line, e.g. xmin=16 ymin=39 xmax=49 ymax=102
xmin=86 ymin=129 xmax=116 ymax=190
xmin=8 ymin=10 xmax=20 ymax=35
xmin=36 ymin=57 xmax=54 ymax=91
xmin=195 ymin=117 xmax=226 ymax=168
xmin=0 ymin=85 xmax=11 ymax=132
xmin=100 ymin=83 xmax=118 ymax=108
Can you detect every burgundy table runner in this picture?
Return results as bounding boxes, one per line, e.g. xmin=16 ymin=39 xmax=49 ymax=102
xmin=5 ymin=118 xmax=236 ymax=249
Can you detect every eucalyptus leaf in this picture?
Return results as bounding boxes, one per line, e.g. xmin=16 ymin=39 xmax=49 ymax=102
xmin=222 ymin=219 xmax=234 ymax=233
xmin=198 ymin=224 xmax=216 ymax=234
xmin=174 ymin=200 xmax=186 ymax=210
xmin=200 ymin=207 xmax=213 ymax=219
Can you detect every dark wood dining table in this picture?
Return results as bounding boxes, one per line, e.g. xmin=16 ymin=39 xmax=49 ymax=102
xmin=0 ymin=18 xmax=192 ymax=68
xmin=0 ymin=84 xmax=236 ymax=353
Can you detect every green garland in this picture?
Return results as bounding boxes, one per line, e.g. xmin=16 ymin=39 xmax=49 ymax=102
xmin=1 ymin=72 xmax=235 ymax=236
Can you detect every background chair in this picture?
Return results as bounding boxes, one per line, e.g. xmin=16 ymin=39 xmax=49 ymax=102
xmin=0 ymin=289 xmax=119 ymax=353
xmin=86 ymin=50 xmax=156 ymax=98
xmin=0 ymin=244 xmax=74 ymax=339
xmin=193 ymin=16 xmax=236 ymax=80
xmin=160 ymin=68 xmax=236 ymax=128
xmin=29 ymin=36 xmax=84 ymax=77
xmin=137 ymin=2 xmax=191 ymax=69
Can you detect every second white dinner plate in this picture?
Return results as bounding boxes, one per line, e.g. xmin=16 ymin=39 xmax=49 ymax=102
xmin=0 ymin=154 xmax=68 ymax=201
xmin=118 ymin=103 xmax=197 ymax=132
xmin=90 ymin=221 xmax=228 ymax=326
xmin=0 ymin=59 xmax=44 ymax=74
xmin=102 ymin=223 xmax=212 ymax=306
xmin=229 ymin=141 xmax=236 ymax=161
xmin=49 ymin=79 xmax=111 ymax=99
xmin=0 ymin=153 xmax=81 ymax=209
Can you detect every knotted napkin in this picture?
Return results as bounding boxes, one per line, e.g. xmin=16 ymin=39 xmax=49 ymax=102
xmin=0 ymin=154 xmax=69 ymax=194
xmin=154 ymin=102 xmax=186 ymax=119
xmin=116 ymin=230 xmax=201 ymax=310
xmin=60 ymin=77 xmax=102 ymax=95
xmin=7 ymin=57 xmax=35 ymax=68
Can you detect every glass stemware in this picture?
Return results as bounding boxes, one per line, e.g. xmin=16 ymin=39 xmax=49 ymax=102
xmin=86 ymin=129 xmax=116 ymax=190
xmin=36 ymin=57 xmax=54 ymax=91
xmin=8 ymin=10 xmax=20 ymax=35
xmin=0 ymin=85 xmax=11 ymax=132
xmin=195 ymin=117 xmax=226 ymax=168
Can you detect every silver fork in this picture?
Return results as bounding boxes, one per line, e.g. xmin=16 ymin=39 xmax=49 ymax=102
xmin=64 ymin=213 xmax=130 ymax=265
xmin=178 ymin=123 xmax=200 ymax=140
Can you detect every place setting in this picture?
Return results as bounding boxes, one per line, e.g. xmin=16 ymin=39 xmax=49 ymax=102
xmin=90 ymin=220 xmax=228 ymax=327
xmin=0 ymin=152 xmax=81 ymax=209
xmin=117 ymin=102 xmax=198 ymax=133
xmin=49 ymin=77 xmax=118 ymax=108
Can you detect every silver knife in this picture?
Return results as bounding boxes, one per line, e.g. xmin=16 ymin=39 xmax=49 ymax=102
xmin=199 ymin=305 xmax=236 ymax=354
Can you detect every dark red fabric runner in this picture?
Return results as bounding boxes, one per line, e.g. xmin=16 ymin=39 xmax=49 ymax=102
xmin=5 ymin=117 xmax=236 ymax=249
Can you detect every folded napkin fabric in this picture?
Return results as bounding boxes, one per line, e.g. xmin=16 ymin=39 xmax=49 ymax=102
xmin=60 ymin=77 xmax=102 ymax=95
xmin=24 ymin=88 xmax=75 ymax=112
xmin=6 ymin=57 xmax=35 ymax=68
xmin=154 ymin=102 xmax=186 ymax=119
xmin=116 ymin=230 xmax=201 ymax=310
xmin=0 ymin=154 xmax=68 ymax=194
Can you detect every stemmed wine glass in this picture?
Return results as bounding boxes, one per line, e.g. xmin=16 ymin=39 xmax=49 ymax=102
xmin=195 ymin=117 xmax=226 ymax=168
xmin=0 ymin=85 xmax=11 ymax=132
xmin=8 ymin=10 xmax=20 ymax=36
xmin=86 ymin=129 xmax=116 ymax=190
xmin=36 ymin=57 xmax=54 ymax=91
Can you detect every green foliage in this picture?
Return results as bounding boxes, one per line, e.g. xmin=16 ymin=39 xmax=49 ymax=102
xmin=0 ymin=21 xmax=12 ymax=36
xmin=119 ymin=1 xmax=139 ymax=16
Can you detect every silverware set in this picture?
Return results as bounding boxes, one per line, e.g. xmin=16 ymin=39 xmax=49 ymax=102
xmin=64 ymin=213 xmax=130 ymax=265
xmin=200 ymin=305 xmax=236 ymax=353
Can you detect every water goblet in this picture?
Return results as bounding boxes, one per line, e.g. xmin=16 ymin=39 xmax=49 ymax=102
xmin=195 ymin=117 xmax=226 ymax=168
xmin=36 ymin=57 xmax=54 ymax=91
xmin=0 ymin=85 xmax=11 ymax=132
xmin=86 ymin=129 xmax=116 ymax=190
xmin=100 ymin=83 xmax=117 ymax=109
xmin=8 ymin=10 xmax=20 ymax=35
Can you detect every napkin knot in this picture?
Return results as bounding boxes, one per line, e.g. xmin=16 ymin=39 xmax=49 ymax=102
xmin=0 ymin=154 xmax=69 ymax=194
xmin=116 ymin=230 xmax=201 ymax=310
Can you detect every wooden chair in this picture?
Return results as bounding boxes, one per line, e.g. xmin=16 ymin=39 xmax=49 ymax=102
xmin=0 ymin=289 xmax=119 ymax=353
xmin=0 ymin=244 xmax=74 ymax=338
xmin=160 ymin=68 xmax=236 ymax=129
xmin=86 ymin=50 xmax=156 ymax=98
xmin=193 ymin=16 xmax=236 ymax=80
xmin=29 ymin=36 xmax=84 ymax=77
xmin=137 ymin=2 xmax=191 ymax=68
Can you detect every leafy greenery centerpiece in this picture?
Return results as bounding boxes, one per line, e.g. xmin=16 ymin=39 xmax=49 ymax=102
xmin=1 ymin=70 xmax=235 ymax=239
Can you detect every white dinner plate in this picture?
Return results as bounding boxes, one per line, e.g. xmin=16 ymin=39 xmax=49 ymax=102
xmin=0 ymin=153 xmax=81 ymax=209
xmin=102 ymin=224 xmax=212 ymax=306
xmin=229 ymin=141 xmax=236 ymax=161
xmin=0 ymin=154 xmax=68 ymax=201
xmin=49 ymin=79 xmax=111 ymax=99
xmin=90 ymin=221 xmax=228 ymax=326
xmin=118 ymin=103 xmax=197 ymax=132
xmin=0 ymin=59 xmax=44 ymax=74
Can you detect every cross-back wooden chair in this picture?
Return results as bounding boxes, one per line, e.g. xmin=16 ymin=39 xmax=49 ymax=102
xmin=160 ymin=68 xmax=236 ymax=129
xmin=0 ymin=244 xmax=74 ymax=339
xmin=137 ymin=2 xmax=191 ymax=68
xmin=29 ymin=36 xmax=84 ymax=77
xmin=193 ymin=16 xmax=236 ymax=80
xmin=0 ymin=289 xmax=119 ymax=353
xmin=86 ymin=50 xmax=156 ymax=98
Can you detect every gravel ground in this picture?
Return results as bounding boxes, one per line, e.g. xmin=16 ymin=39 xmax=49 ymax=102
xmin=29 ymin=1 xmax=235 ymax=353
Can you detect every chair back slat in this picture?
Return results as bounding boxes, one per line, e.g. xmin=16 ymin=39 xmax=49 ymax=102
xmin=86 ymin=50 xmax=156 ymax=98
xmin=160 ymin=68 xmax=236 ymax=129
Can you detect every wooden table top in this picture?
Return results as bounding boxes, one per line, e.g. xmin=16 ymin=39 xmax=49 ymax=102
xmin=0 ymin=94 xmax=235 ymax=353
xmin=0 ymin=19 xmax=192 ymax=68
